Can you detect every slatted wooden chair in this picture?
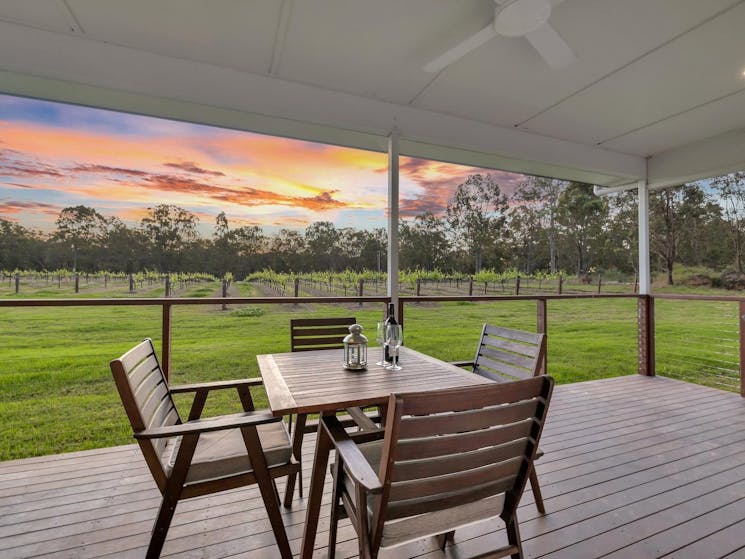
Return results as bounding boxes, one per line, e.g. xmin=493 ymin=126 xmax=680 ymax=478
xmin=453 ymin=323 xmax=549 ymax=513
xmin=110 ymin=338 xmax=298 ymax=559
xmin=324 ymin=376 xmax=554 ymax=559
xmin=287 ymin=317 xmax=379 ymax=501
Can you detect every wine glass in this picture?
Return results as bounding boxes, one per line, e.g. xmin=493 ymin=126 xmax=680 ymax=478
xmin=375 ymin=321 xmax=386 ymax=366
xmin=385 ymin=324 xmax=402 ymax=371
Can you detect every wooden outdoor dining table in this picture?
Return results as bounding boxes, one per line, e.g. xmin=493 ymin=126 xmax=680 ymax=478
xmin=257 ymin=345 xmax=494 ymax=559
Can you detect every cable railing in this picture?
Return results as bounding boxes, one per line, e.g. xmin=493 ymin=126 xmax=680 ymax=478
xmin=1 ymin=291 xmax=744 ymax=459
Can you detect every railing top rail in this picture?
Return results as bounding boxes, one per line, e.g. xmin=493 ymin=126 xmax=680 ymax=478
xmin=3 ymin=292 xmax=745 ymax=308
xmin=0 ymin=296 xmax=391 ymax=308
xmin=405 ymin=293 xmax=639 ymax=302
xmin=651 ymin=293 xmax=745 ymax=303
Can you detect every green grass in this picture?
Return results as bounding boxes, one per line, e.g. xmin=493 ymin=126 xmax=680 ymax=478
xmin=0 ymin=282 xmax=739 ymax=460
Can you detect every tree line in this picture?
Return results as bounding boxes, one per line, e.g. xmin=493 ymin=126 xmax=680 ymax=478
xmin=1 ymin=172 xmax=743 ymax=284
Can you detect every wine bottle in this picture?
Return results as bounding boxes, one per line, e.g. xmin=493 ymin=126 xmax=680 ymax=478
xmin=383 ymin=303 xmax=396 ymax=363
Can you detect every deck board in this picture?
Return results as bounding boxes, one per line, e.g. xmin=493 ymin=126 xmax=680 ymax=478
xmin=2 ymin=375 xmax=745 ymax=558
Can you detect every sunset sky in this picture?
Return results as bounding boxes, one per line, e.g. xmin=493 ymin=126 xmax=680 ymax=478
xmin=0 ymin=94 xmax=526 ymax=234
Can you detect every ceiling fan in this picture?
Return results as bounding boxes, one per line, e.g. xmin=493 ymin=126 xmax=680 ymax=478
xmin=423 ymin=0 xmax=576 ymax=73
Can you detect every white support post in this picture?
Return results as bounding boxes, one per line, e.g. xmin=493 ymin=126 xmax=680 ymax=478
xmin=637 ymin=179 xmax=651 ymax=295
xmin=387 ymin=127 xmax=400 ymax=314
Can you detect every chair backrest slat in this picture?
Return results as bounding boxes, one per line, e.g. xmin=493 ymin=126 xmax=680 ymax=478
xmin=290 ymin=317 xmax=356 ymax=352
xmin=119 ymin=339 xmax=158 ymax=376
xmin=110 ymin=338 xmax=181 ymax=490
xmin=128 ymin=354 xmax=161 ymax=391
xmin=397 ymin=399 xmax=539 ymax=439
xmin=133 ymin=360 xmax=165 ymax=405
xmin=385 ymin=476 xmax=516 ymax=520
xmin=372 ymin=376 xmax=553 ymax=546
xmin=391 ymin=439 xmax=528 ymax=482
xmin=395 ymin=420 xmax=534 ymax=461
xmin=390 ymin=456 xmax=524 ymax=502
xmin=484 ymin=324 xmax=542 ymax=344
xmin=473 ymin=324 xmax=546 ymax=382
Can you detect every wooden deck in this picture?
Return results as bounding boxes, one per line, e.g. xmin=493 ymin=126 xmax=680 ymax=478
xmin=3 ymin=375 xmax=745 ymax=558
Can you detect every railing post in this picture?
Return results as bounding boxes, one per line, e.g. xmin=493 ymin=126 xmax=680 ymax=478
xmin=161 ymin=302 xmax=172 ymax=381
xmin=74 ymin=273 xmax=79 ymax=294
xmin=558 ymin=274 xmax=563 ymax=294
xmin=416 ymin=279 xmax=421 ymax=296
xmin=537 ymin=298 xmax=547 ymax=375
xmin=359 ymin=279 xmax=364 ymax=307
xmin=516 ymin=276 xmax=521 ymax=295
xmin=397 ymin=298 xmax=405 ymax=331
xmin=740 ymin=301 xmax=745 ymax=397
xmin=129 ymin=273 xmax=134 ymax=293
xmin=165 ymin=275 xmax=171 ymax=297
xmin=638 ymin=295 xmax=655 ymax=376
xmin=468 ymin=277 xmax=473 ymax=296
xmin=222 ymin=279 xmax=228 ymax=311
xmin=14 ymin=274 xmax=19 ymax=294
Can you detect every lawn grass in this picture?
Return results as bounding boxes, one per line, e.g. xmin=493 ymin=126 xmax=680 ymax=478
xmin=0 ymin=281 xmax=739 ymax=460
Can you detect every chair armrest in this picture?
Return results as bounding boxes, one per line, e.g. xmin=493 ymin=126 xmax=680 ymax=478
xmin=169 ymin=378 xmax=263 ymax=393
xmin=450 ymin=360 xmax=474 ymax=368
xmin=134 ymin=410 xmax=280 ymax=439
xmin=321 ymin=415 xmax=382 ymax=494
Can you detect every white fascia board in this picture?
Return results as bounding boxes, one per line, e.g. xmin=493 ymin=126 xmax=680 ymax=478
xmin=0 ymin=20 xmax=645 ymax=185
xmin=648 ymin=129 xmax=745 ymax=189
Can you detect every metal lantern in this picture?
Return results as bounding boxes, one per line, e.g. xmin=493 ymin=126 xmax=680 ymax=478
xmin=343 ymin=324 xmax=368 ymax=370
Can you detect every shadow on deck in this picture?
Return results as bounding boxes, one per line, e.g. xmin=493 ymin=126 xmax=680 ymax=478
xmin=3 ymin=375 xmax=745 ymax=558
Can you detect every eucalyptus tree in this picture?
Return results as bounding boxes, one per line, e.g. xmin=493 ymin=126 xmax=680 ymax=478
xmin=400 ymin=212 xmax=450 ymax=271
xmin=555 ymin=182 xmax=609 ymax=277
xmin=140 ymin=204 xmax=199 ymax=272
xmin=709 ymin=171 xmax=745 ymax=273
xmin=305 ymin=221 xmax=341 ymax=271
xmin=53 ymin=205 xmax=108 ymax=271
xmin=269 ymin=228 xmax=306 ymax=272
xmin=446 ymin=173 xmax=509 ymax=273
xmin=512 ymin=177 xmax=565 ymax=273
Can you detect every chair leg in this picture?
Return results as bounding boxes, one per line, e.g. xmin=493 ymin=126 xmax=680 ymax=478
xmin=284 ymin=412 xmax=307 ymax=507
xmin=328 ymin=491 xmax=340 ymax=559
xmin=437 ymin=530 xmax=455 ymax=550
xmin=147 ymin=496 xmax=178 ymax=559
xmin=242 ymin=427 xmax=293 ymax=559
xmin=505 ymin=515 xmax=524 ymax=559
xmin=328 ymin=455 xmax=348 ymax=559
xmin=529 ymin=466 xmax=546 ymax=515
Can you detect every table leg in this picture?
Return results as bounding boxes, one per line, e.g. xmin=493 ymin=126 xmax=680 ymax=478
xmin=300 ymin=416 xmax=333 ymax=559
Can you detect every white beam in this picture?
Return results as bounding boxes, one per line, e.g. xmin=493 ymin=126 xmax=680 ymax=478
xmin=637 ymin=180 xmax=651 ymax=295
xmin=387 ymin=127 xmax=400 ymax=313
xmin=0 ymin=20 xmax=645 ymax=187
xmin=648 ymin=130 xmax=745 ymax=189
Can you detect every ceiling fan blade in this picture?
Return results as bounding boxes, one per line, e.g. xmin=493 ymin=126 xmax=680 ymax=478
xmin=525 ymin=22 xmax=576 ymax=70
xmin=423 ymin=24 xmax=498 ymax=73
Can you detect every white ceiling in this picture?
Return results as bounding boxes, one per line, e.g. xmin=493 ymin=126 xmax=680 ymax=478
xmin=1 ymin=0 xmax=745 ymax=189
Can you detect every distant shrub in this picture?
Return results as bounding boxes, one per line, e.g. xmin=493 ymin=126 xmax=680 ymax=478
xmin=231 ymin=306 xmax=265 ymax=317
